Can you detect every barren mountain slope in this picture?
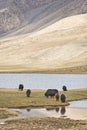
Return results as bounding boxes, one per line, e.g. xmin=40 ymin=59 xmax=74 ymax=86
xmin=0 ymin=0 xmax=87 ymax=36
xmin=0 ymin=0 xmax=56 ymax=36
xmin=0 ymin=14 xmax=87 ymax=73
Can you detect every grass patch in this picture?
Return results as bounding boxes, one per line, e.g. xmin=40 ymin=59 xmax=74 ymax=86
xmin=0 ymin=88 xmax=87 ymax=108
xmin=0 ymin=108 xmax=18 ymax=119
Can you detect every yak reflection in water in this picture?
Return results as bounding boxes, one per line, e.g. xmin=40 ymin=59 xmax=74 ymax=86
xmin=46 ymin=106 xmax=66 ymax=115
xmin=60 ymin=106 xmax=66 ymax=115
xmin=26 ymin=108 xmax=31 ymax=112
xmin=25 ymin=106 xmax=66 ymax=117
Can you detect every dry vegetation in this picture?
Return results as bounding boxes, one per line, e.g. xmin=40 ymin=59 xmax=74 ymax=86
xmin=0 ymin=108 xmax=18 ymax=119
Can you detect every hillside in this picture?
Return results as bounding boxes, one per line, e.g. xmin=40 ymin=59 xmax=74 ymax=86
xmin=0 ymin=0 xmax=87 ymax=73
xmin=0 ymin=14 xmax=87 ymax=73
xmin=0 ymin=0 xmax=87 ymax=36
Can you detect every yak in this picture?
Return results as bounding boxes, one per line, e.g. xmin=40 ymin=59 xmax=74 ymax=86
xmin=26 ymin=89 xmax=31 ymax=97
xmin=62 ymin=85 xmax=67 ymax=91
xmin=19 ymin=84 xmax=24 ymax=91
xmin=45 ymin=89 xmax=58 ymax=98
xmin=55 ymin=93 xmax=59 ymax=101
xmin=60 ymin=94 xmax=66 ymax=103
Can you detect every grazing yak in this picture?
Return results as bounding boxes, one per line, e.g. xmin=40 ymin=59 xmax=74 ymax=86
xmin=45 ymin=89 xmax=58 ymax=98
xmin=62 ymin=85 xmax=67 ymax=91
xmin=26 ymin=89 xmax=31 ymax=97
xmin=60 ymin=94 xmax=66 ymax=103
xmin=19 ymin=84 xmax=24 ymax=91
xmin=55 ymin=93 xmax=59 ymax=101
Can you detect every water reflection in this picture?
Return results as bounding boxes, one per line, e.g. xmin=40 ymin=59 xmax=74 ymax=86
xmin=46 ymin=107 xmax=60 ymax=113
xmin=25 ymin=106 xmax=66 ymax=117
xmin=25 ymin=106 xmax=66 ymax=116
xmin=46 ymin=106 xmax=66 ymax=115
xmin=25 ymin=107 xmax=64 ymax=114
xmin=26 ymin=108 xmax=31 ymax=112
xmin=60 ymin=106 xmax=66 ymax=115
xmin=56 ymin=108 xmax=60 ymax=112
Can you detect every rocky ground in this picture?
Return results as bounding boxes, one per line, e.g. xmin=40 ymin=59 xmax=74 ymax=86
xmin=0 ymin=117 xmax=87 ymax=130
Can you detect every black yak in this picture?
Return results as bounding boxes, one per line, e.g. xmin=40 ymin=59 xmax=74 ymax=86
xmin=62 ymin=85 xmax=67 ymax=91
xmin=19 ymin=84 xmax=24 ymax=91
xmin=26 ymin=89 xmax=31 ymax=97
xmin=45 ymin=89 xmax=58 ymax=98
xmin=60 ymin=94 xmax=66 ymax=103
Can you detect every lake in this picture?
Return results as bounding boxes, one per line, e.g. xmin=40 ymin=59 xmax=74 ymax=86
xmin=0 ymin=74 xmax=87 ymax=90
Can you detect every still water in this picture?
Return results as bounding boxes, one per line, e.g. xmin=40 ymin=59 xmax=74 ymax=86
xmin=0 ymin=74 xmax=87 ymax=90
xmin=69 ymin=100 xmax=87 ymax=108
xmin=12 ymin=100 xmax=87 ymax=119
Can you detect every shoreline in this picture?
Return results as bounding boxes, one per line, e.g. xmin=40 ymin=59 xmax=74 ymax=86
xmin=7 ymin=98 xmax=87 ymax=109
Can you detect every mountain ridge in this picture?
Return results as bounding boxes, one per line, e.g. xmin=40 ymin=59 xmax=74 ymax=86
xmin=0 ymin=0 xmax=87 ymax=36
